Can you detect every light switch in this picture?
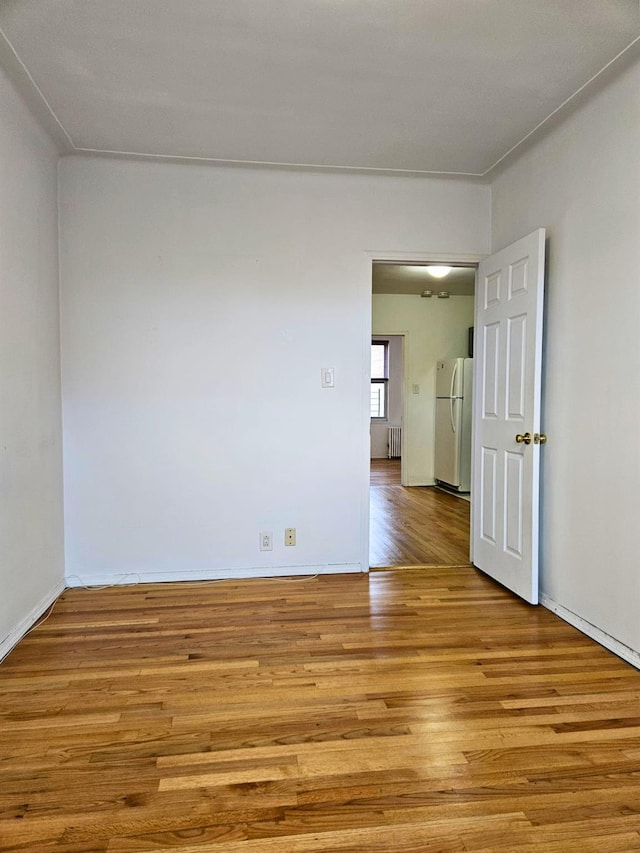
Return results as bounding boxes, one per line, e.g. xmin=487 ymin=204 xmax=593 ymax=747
xmin=321 ymin=368 xmax=335 ymax=388
xmin=412 ymin=383 xmax=420 ymax=394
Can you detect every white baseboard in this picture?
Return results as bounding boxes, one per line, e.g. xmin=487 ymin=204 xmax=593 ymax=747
xmin=541 ymin=593 xmax=640 ymax=671
xmin=65 ymin=562 xmax=364 ymax=588
xmin=0 ymin=579 xmax=66 ymax=663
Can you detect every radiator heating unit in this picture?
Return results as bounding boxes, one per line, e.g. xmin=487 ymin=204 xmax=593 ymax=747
xmin=387 ymin=427 xmax=402 ymax=459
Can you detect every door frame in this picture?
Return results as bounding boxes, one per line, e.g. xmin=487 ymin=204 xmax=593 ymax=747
xmin=362 ymin=250 xmax=486 ymax=572
xmin=370 ymin=332 xmax=407 ymax=482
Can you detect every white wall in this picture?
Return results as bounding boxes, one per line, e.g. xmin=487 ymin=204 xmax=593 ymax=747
xmin=492 ymin=56 xmax=640 ymax=656
xmin=372 ymin=294 xmax=474 ymax=483
xmin=0 ymin=68 xmax=65 ymax=659
xmin=59 ymin=158 xmax=490 ymax=583
xmin=370 ymin=335 xmax=403 ymax=459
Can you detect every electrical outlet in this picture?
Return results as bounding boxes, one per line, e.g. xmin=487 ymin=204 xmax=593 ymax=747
xmin=285 ymin=528 xmax=296 ymax=546
xmin=260 ymin=531 xmax=273 ymax=551
xmin=321 ymin=368 xmax=335 ymax=388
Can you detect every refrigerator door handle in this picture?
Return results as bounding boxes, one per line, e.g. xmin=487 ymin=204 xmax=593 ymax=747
xmin=450 ymin=360 xmax=458 ymax=399
xmin=450 ymin=396 xmax=456 ymax=433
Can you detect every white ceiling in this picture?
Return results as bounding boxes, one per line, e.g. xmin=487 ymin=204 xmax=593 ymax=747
xmin=372 ymin=264 xmax=476 ymax=296
xmin=0 ymin=1 xmax=638 ymax=176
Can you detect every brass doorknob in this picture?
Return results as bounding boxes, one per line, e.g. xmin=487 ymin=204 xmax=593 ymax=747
xmin=515 ymin=432 xmax=532 ymax=445
xmin=534 ymin=433 xmax=547 ymax=444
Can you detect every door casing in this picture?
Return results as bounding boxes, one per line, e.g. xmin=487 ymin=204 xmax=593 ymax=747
xmin=363 ymin=250 xmax=485 ymax=572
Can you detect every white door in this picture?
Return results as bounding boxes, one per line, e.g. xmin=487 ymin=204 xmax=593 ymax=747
xmin=472 ymin=228 xmax=546 ymax=604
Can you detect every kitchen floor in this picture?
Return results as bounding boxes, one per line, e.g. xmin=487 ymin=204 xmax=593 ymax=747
xmin=370 ymin=458 xmax=471 ymax=568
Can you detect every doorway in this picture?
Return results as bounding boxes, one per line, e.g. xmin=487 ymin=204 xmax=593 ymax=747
xmin=370 ymin=459 xmax=471 ymax=566
xmin=369 ymin=258 xmax=478 ymax=568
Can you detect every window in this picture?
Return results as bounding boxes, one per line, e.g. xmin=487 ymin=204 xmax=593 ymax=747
xmin=370 ymin=340 xmax=388 ymax=419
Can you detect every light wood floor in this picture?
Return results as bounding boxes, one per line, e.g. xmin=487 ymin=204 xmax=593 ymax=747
xmin=370 ymin=458 xmax=471 ymax=568
xmin=2 ymin=569 xmax=640 ymax=851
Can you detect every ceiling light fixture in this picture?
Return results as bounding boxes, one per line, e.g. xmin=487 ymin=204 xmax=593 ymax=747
xmin=420 ymin=289 xmax=433 ymax=298
xmin=437 ymin=291 xmax=450 ymax=298
xmin=426 ymin=265 xmax=453 ymax=279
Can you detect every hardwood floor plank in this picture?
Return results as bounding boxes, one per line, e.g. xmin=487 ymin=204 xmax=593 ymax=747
xmin=369 ymin=459 xmax=471 ymax=567
xmin=1 ymin=569 xmax=640 ymax=851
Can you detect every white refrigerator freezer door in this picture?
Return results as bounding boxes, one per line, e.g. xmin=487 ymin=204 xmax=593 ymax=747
xmin=434 ymin=397 xmax=462 ymax=487
xmin=436 ymin=358 xmax=464 ymax=398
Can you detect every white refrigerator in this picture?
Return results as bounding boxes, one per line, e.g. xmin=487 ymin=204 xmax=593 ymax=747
xmin=434 ymin=358 xmax=473 ymax=492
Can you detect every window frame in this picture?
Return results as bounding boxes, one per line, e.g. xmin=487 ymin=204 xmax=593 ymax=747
xmin=370 ymin=340 xmax=389 ymax=421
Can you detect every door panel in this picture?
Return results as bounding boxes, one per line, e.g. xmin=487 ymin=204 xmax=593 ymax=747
xmin=472 ymin=229 xmax=546 ymax=604
xmin=480 ymin=447 xmax=497 ymax=545
xmin=504 ymin=450 xmax=524 ymax=558
xmin=483 ymin=322 xmax=500 ymax=419
xmin=507 ymin=314 xmax=527 ymax=418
